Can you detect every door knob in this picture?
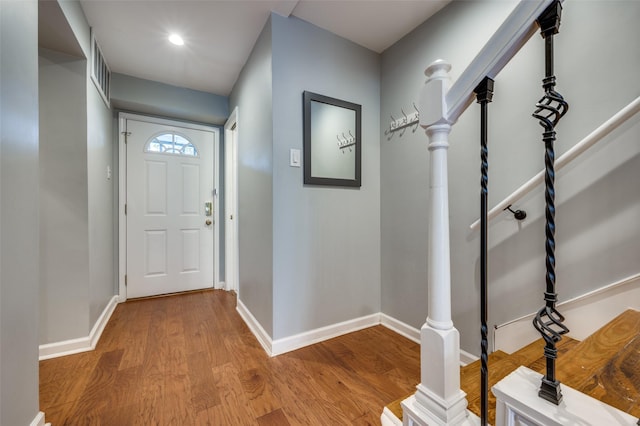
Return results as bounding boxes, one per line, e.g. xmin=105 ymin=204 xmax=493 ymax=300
xmin=205 ymin=219 xmax=212 ymax=226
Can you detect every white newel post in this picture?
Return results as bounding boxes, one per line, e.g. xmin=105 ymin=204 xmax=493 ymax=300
xmin=401 ymin=60 xmax=479 ymax=426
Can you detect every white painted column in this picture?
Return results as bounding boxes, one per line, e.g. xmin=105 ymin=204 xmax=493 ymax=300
xmin=425 ymin=122 xmax=453 ymax=331
xmin=401 ymin=60 xmax=478 ymax=426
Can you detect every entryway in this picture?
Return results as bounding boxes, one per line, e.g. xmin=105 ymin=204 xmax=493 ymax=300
xmin=119 ymin=113 xmax=220 ymax=299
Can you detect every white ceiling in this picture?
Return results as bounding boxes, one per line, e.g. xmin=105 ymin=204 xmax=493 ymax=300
xmin=78 ymin=0 xmax=451 ymax=96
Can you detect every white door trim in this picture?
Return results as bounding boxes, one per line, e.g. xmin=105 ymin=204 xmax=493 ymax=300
xmin=224 ymin=107 xmax=239 ymax=293
xmin=118 ymin=112 xmax=220 ymax=300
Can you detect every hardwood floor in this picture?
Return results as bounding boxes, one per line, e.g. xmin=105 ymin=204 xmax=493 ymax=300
xmin=40 ymin=290 xmax=421 ymax=425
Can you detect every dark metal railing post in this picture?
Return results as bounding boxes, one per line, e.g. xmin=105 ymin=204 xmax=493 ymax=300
xmin=531 ymin=0 xmax=570 ymax=406
xmin=475 ymin=76 xmax=494 ymax=426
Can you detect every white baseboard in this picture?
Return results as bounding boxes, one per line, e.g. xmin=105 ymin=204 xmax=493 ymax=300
xmin=89 ymin=295 xmax=119 ymax=349
xmin=39 ymin=295 xmax=119 ymax=360
xmin=380 ymin=313 xmax=479 ymax=366
xmin=495 ymin=273 xmax=640 ymax=353
xmin=380 ymin=313 xmax=420 ymax=344
xmin=459 ymin=349 xmax=479 ymax=366
xmin=237 ymin=302 xmax=482 ymax=364
xmin=271 ymin=313 xmax=381 ymax=356
xmin=236 ymin=298 xmax=273 ymax=355
xmin=30 ymin=411 xmax=49 ymax=426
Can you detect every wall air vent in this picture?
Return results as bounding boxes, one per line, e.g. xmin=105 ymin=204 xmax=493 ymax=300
xmin=90 ymin=29 xmax=111 ymax=107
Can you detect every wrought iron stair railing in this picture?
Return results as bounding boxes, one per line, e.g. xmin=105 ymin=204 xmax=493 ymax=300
xmin=472 ymin=0 xmax=572 ymax=420
xmin=398 ymin=1 xmax=640 ymax=424
xmin=530 ymin=0 xmax=570 ymax=406
xmin=472 ymin=2 xmax=638 ymax=425
xmin=473 ymin=76 xmax=494 ymax=426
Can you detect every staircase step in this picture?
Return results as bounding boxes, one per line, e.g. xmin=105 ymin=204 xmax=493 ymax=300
xmin=384 ymin=350 xmax=512 ymax=423
xmin=461 ymin=350 xmax=515 ymax=423
xmin=385 ymin=395 xmax=404 ymax=422
xmin=461 ymin=337 xmax=578 ymax=425
xmin=383 ymin=309 xmax=640 ymax=424
xmin=509 ymin=332 xmax=580 ymax=371
xmin=556 ymin=308 xmax=640 ymax=418
xmin=460 ymin=350 xmax=509 ymax=388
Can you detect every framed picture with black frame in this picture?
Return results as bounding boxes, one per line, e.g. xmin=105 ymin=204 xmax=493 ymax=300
xmin=303 ymin=91 xmax=361 ymax=187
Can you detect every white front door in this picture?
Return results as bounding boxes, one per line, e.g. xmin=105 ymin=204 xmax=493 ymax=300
xmin=125 ymin=117 xmax=216 ymax=298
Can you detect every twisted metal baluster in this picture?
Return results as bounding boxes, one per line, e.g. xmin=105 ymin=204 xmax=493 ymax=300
xmin=531 ymin=0 xmax=570 ymax=406
xmin=475 ymin=76 xmax=494 ymax=426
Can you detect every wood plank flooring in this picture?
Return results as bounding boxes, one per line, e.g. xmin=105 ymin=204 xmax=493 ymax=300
xmin=40 ymin=290 xmax=421 ymax=425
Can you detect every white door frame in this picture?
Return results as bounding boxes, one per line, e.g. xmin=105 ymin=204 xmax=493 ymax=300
xmin=224 ymin=107 xmax=239 ymax=293
xmin=118 ymin=112 xmax=220 ymax=300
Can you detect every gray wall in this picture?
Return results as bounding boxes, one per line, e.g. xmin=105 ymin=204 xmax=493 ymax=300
xmin=39 ymin=48 xmax=91 ymax=342
xmin=229 ymin=13 xmax=382 ymax=341
xmin=88 ymin=62 xmax=115 ymax=325
xmin=0 ymin=0 xmax=40 ymax=424
xmin=380 ymin=0 xmax=640 ymax=354
xmin=270 ymin=14 xmax=381 ymax=339
xmin=111 ymin=73 xmax=229 ymax=125
xmin=39 ymin=0 xmax=117 ymax=343
xmin=229 ymin=19 xmax=275 ymax=336
xmin=381 ymin=0 xmax=517 ymax=338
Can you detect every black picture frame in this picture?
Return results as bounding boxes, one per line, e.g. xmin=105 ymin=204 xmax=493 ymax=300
xmin=303 ymin=91 xmax=361 ymax=187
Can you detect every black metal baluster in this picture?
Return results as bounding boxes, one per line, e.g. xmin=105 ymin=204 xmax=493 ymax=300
xmin=531 ymin=0 xmax=570 ymax=405
xmin=475 ymin=76 xmax=494 ymax=426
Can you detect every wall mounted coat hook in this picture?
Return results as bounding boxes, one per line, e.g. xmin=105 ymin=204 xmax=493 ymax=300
xmin=386 ymin=104 xmax=420 ymax=137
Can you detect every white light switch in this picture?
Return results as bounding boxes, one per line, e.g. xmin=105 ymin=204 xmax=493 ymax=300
xmin=290 ymin=149 xmax=301 ymax=167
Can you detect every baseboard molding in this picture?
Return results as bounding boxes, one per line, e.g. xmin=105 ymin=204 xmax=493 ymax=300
xmin=30 ymin=411 xmax=49 ymax=426
xmin=39 ymin=295 xmax=119 ymax=360
xmin=89 ymin=295 xmax=119 ymax=349
xmin=459 ymin=349 xmax=479 ymax=366
xmin=495 ymin=273 xmax=640 ymax=353
xmin=271 ymin=313 xmax=381 ymax=356
xmin=236 ymin=302 xmax=484 ymax=363
xmin=380 ymin=313 xmax=420 ymax=344
xmin=379 ymin=313 xmax=478 ymax=366
xmin=236 ymin=299 xmax=273 ymax=355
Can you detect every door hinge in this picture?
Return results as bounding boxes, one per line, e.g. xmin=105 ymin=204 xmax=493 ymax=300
xmin=124 ymin=204 xmax=127 ymax=215
xmin=122 ymin=131 xmax=131 ymax=143
xmin=125 ymin=275 xmax=127 ymax=286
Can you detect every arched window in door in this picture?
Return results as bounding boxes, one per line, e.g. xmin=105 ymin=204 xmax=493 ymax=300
xmin=144 ymin=132 xmax=198 ymax=157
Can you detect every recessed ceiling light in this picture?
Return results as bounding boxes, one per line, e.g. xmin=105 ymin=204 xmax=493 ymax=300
xmin=168 ymin=34 xmax=184 ymax=46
